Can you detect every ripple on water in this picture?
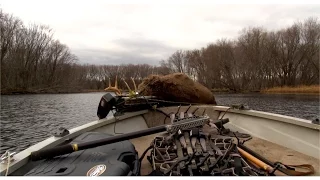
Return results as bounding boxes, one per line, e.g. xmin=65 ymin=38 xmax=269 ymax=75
xmin=1 ymin=93 xmax=319 ymax=155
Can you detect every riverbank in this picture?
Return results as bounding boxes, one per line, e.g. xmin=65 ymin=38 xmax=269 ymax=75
xmin=211 ymin=88 xmax=260 ymax=94
xmin=261 ymin=85 xmax=320 ymax=94
xmin=0 ymin=88 xmax=105 ymax=95
xmin=2 ymin=85 xmax=319 ymax=95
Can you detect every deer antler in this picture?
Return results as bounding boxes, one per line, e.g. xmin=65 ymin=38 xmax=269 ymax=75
xmin=104 ymin=76 xmax=139 ymax=97
xmin=122 ymin=77 xmax=139 ymax=97
xmin=122 ymin=78 xmax=131 ymax=92
xmin=131 ymin=77 xmax=137 ymax=93
xmin=115 ymin=76 xmax=118 ymax=89
xmin=104 ymin=76 xmax=121 ymax=95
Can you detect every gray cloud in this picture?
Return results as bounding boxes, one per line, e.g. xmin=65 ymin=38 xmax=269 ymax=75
xmin=204 ymin=4 xmax=320 ymax=33
xmin=73 ymin=4 xmax=320 ymax=65
xmin=263 ymin=5 xmax=320 ymax=30
xmin=112 ymin=38 xmax=176 ymax=55
xmin=2 ymin=2 xmax=319 ymax=65
xmin=72 ymin=37 xmax=179 ymax=65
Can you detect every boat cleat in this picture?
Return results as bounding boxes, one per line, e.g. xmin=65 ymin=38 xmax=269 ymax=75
xmin=1 ymin=151 xmax=16 ymax=164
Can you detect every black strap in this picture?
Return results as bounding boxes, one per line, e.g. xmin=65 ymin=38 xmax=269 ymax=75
xmin=233 ymin=155 xmax=244 ymax=175
xmin=139 ymin=145 xmax=153 ymax=162
xmin=229 ymin=152 xmax=248 ymax=176
xmin=273 ymin=162 xmax=315 ymax=176
xmin=148 ymin=170 xmax=164 ymax=176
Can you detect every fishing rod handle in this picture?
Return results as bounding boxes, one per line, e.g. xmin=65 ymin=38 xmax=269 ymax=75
xmin=30 ymin=125 xmax=167 ymax=161
xmin=30 ymin=144 xmax=76 ymax=161
xmin=237 ymin=147 xmax=274 ymax=173
xmin=238 ymin=143 xmax=274 ymax=166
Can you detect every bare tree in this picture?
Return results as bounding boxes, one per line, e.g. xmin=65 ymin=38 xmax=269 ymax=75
xmin=1 ymin=8 xmax=319 ymax=94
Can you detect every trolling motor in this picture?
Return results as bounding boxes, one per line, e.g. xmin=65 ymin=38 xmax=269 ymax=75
xmin=97 ymin=93 xmax=158 ymax=119
xmin=97 ymin=93 xmax=118 ymax=119
xmin=97 ymin=93 xmax=196 ymax=119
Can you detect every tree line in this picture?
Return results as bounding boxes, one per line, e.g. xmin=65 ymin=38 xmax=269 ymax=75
xmin=161 ymin=17 xmax=320 ymax=92
xmin=0 ymin=9 xmax=170 ymax=93
xmin=1 ymin=8 xmax=319 ymax=94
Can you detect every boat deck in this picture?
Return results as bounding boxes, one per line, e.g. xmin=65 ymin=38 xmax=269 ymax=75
xmin=129 ymin=106 xmax=319 ymax=176
xmin=4 ymin=105 xmax=318 ymax=176
xmin=130 ymin=133 xmax=320 ymax=176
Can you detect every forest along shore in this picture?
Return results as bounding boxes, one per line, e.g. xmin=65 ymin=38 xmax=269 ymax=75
xmin=2 ymin=85 xmax=319 ymax=95
xmin=1 ymin=9 xmax=319 ymax=96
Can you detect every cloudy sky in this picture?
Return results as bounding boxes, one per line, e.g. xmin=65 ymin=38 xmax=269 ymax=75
xmin=1 ymin=0 xmax=319 ymax=65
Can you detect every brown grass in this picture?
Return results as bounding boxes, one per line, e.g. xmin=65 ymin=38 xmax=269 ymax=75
xmin=211 ymin=88 xmax=231 ymax=93
xmin=261 ymin=85 xmax=320 ymax=94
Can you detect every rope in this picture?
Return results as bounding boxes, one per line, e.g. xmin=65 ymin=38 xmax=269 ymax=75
xmin=1 ymin=150 xmax=11 ymax=176
xmin=110 ymin=110 xmax=123 ymax=135
xmin=6 ymin=152 xmax=10 ymax=176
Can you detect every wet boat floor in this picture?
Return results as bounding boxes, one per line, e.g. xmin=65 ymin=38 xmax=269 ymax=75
xmin=130 ymin=132 xmax=320 ymax=176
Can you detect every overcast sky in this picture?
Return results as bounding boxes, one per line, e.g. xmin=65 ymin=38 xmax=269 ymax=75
xmin=1 ymin=0 xmax=319 ymax=65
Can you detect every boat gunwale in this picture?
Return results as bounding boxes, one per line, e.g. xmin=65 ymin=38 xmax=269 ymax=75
xmin=211 ymin=106 xmax=319 ymax=130
xmin=0 ymin=110 xmax=148 ymax=176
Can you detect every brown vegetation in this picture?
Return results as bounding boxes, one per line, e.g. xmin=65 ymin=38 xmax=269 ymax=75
xmin=261 ymin=85 xmax=320 ymax=94
xmin=138 ymin=73 xmax=217 ymax=104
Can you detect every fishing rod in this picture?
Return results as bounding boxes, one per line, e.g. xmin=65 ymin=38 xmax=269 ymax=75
xmin=30 ymin=113 xmax=229 ymax=161
xmin=31 ymin=93 xmax=211 ymax=161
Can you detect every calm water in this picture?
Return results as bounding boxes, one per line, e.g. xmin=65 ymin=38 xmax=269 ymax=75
xmin=0 ymin=92 xmax=319 ymax=155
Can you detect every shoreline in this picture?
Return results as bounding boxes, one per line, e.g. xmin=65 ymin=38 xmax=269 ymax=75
xmin=0 ymin=89 xmax=106 ymax=95
xmin=210 ymin=85 xmax=319 ymax=95
xmin=2 ymin=85 xmax=319 ymax=95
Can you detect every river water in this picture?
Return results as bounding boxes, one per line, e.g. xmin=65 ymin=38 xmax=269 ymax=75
xmin=0 ymin=92 xmax=319 ymax=155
